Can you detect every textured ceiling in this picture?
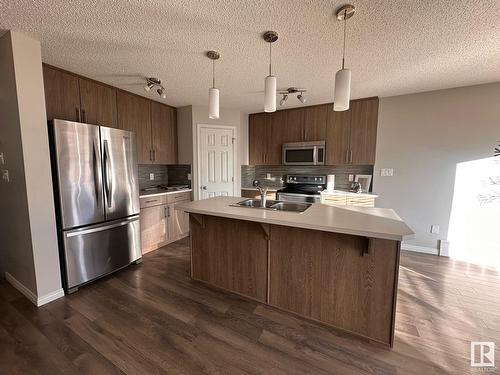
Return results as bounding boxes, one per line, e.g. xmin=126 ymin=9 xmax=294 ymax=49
xmin=1 ymin=0 xmax=500 ymax=112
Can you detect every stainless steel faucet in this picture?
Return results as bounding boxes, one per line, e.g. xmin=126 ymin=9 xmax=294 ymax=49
xmin=253 ymin=180 xmax=268 ymax=207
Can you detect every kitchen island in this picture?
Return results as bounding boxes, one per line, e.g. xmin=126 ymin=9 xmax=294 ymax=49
xmin=177 ymin=196 xmax=413 ymax=347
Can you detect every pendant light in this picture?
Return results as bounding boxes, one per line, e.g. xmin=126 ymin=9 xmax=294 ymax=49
xmin=263 ymin=31 xmax=278 ymax=112
xmin=207 ymin=50 xmax=220 ymax=119
xmin=333 ymin=4 xmax=355 ymax=112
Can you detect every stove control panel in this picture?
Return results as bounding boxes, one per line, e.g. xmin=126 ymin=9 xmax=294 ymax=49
xmin=286 ymin=175 xmax=326 ymax=184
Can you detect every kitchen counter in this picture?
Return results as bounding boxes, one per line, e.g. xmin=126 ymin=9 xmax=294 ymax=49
xmin=139 ymin=188 xmax=192 ymax=198
xmin=182 ymin=196 xmax=412 ymax=347
xmin=177 ymin=196 xmax=412 ymax=241
xmin=321 ymin=189 xmax=379 ymax=198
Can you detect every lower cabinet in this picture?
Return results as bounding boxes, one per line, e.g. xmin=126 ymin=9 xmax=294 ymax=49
xmin=139 ymin=193 xmax=191 ymax=254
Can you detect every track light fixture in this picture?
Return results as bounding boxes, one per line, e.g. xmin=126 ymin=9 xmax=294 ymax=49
xmin=144 ymin=77 xmax=167 ymax=99
xmin=278 ymin=87 xmax=307 ymax=106
xmin=279 ymin=94 xmax=288 ymax=106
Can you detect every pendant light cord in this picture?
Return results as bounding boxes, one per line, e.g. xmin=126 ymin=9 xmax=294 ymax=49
xmin=342 ymin=9 xmax=347 ymax=69
xmin=269 ymin=42 xmax=272 ymax=76
xmin=212 ymin=59 xmax=215 ymax=88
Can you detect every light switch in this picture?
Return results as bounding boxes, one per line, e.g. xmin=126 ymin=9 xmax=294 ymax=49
xmin=431 ymin=225 xmax=440 ymax=234
xmin=2 ymin=169 xmax=9 ymax=183
xmin=348 ymin=174 xmax=354 ymax=182
xmin=149 ymin=173 xmax=155 ymax=181
xmin=381 ymin=168 xmax=393 ymax=177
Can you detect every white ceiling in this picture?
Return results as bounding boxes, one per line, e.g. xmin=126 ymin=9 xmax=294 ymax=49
xmin=1 ymin=0 xmax=500 ymax=113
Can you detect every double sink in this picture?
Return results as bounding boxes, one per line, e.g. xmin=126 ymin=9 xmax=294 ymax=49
xmin=232 ymin=199 xmax=311 ymax=213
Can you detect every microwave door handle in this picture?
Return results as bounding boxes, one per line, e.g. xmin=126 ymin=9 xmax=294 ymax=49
xmin=313 ymin=147 xmax=317 ymax=165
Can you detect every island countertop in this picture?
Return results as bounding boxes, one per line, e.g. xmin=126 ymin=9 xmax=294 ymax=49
xmin=177 ymin=196 xmax=413 ymax=241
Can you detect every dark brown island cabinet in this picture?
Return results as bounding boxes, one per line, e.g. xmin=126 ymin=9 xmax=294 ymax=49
xmin=181 ymin=197 xmax=413 ymax=347
xmin=42 ymin=64 xmax=177 ymax=165
xmin=249 ymin=97 xmax=379 ymax=166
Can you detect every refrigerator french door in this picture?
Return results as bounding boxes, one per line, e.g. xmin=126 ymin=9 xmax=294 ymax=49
xmin=50 ymin=119 xmax=141 ymax=293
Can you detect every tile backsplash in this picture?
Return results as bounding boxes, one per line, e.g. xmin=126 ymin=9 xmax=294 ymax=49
xmin=138 ymin=164 xmax=191 ymax=190
xmin=241 ymin=165 xmax=374 ymax=191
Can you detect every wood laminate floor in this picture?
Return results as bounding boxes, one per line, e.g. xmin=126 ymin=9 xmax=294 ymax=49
xmin=1 ymin=238 xmax=499 ymax=374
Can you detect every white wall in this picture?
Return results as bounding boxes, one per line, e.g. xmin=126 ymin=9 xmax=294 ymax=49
xmin=374 ymin=82 xmax=500 ymax=252
xmin=0 ymin=31 xmax=63 ymax=305
xmin=177 ymin=105 xmax=249 ymax=200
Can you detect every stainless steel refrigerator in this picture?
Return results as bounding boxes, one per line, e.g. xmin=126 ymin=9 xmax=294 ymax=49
xmin=49 ymin=119 xmax=141 ymax=293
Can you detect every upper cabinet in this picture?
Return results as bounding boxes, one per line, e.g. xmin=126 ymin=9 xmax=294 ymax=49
xmin=79 ymin=78 xmax=117 ymax=127
xmin=116 ymin=91 xmax=178 ymax=165
xmin=151 ymin=101 xmax=177 ymax=164
xmin=43 ymin=64 xmax=117 ymax=127
xmin=326 ymin=97 xmax=379 ymax=165
xmin=43 ymin=64 xmax=80 ymax=122
xmin=116 ymin=91 xmax=152 ymax=164
xmin=248 ymin=98 xmax=378 ymax=166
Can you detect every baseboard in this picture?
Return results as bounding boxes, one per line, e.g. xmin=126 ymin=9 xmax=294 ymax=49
xmin=5 ymin=272 xmax=64 ymax=307
xmin=401 ymin=243 xmax=439 ymax=255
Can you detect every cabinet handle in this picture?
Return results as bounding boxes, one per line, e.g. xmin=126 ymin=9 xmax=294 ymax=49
xmin=349 ymin=150 xmax=353 ymax=163
xmin=167 ymin=206 xmax=171 ymax=217
xmin=76 ymin=108 xmax=80 ymax=122
xmin=153 ymin=149 xmax=156 ymax=161
xmin=82 ymin=109 xmax=86 ymax=123
xmin=149 ymin=149 xmax=152 ymax=161
xmin=345 ymin=150 xmax=349 ymax=164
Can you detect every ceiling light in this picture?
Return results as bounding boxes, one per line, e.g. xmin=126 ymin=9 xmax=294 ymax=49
xmin=333 ymin=4 xmax=355 ymax=112
xmin=144 ymin=82 xmax=154 ymax=92
xmin=157 ymin=87 xmax=167 ymax=99
xmin=279 ymin=94 xmax=288 ymax=106
xmin=263 ymin=31 xmax=278 ymax=113
xmin=207 ymin=50 xmax=220 ymax=119
xmin=297 ymin=92 xmax=306 ymax=104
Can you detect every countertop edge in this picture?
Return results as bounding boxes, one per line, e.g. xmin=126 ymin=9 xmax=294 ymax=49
xmin=178 ymin=205 xmax=407 ymax=242
xmin=140 ymin=189 xmax=192 ymax=198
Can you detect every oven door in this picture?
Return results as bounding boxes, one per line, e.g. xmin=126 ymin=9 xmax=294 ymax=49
xmin=277 ymin=192 xmax=321 ymax=204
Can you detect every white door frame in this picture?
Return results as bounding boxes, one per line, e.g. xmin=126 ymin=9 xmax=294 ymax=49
xmin=195 ymin=124 xmax=237 ymax=200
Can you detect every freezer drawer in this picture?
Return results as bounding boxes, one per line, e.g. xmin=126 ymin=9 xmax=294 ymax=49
xmin=62 ymin=215 xmax=141 ymax=290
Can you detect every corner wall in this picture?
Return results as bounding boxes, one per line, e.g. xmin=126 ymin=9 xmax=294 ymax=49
xmin=0 ymin=31 xmax=63 ymax=304
xmin=374 ymin=82 xmax=500 ymax=252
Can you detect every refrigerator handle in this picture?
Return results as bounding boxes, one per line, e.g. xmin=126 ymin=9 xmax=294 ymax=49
xmin=92 ymin=140 xmax=99 ymax=205
xmin=103 ymin=140 xmax=113 ymax=208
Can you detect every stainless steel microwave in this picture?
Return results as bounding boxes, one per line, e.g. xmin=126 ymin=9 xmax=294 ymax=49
xmin=282 ymin=141 xmax=325 ymax=165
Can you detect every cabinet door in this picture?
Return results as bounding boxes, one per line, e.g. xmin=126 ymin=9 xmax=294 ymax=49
xmin=249 ymin=112 xmax=270 ymax=165
xmin=168 ymin=202 xmax=189 ymax=241
xmin=151 ymin=102 xmax=177 ymax=164
xmin=325 ymin=106 xmax=351 ymax=165
xmin=349 ymin=97 xmax=379 ymax=165
xmin=116 ymin=91 xmax=152 ymax=164
xmin=42 ymin=64 xmax=81 ymax=122
xmin=284 ymin=108 xmax=305 ymax=142
xmin=140 ymin=205 xmax=167 ymax=254
xmin=304 ymin=105 xmax=328 ymax=141
xmin=79 ymin=78 xmax=117 ymax=127
xmin=267 ymin=110 xmax=287 ymax=165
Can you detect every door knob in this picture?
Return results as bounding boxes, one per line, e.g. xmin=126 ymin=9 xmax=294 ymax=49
xmin=201 ymin=186 xmax=207 ymax=190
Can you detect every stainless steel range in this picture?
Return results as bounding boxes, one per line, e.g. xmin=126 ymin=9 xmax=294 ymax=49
xmin=277 ymin=175 xmax=327 ymax=203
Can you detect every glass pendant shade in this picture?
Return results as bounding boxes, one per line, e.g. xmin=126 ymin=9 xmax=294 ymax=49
xmin=208 ymin=87 xmax=219 ymax=119
xmin=264 ymin=75 xmax=277 ymax=112
xmin=333 ymin=68 xmax=351 ymax=111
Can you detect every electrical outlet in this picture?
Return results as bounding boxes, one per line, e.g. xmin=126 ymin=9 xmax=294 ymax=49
xmin=187 ymin=173 xmax=192 ymax=181
xmin=431 ymin=225 xmax=440 ymax=234
xmin=266 ymin=173 xmax=271 ymax=179
xmin=381 ymin=168 xmax=393 ymax=177
xmin=348 ymin=174 xmax=354 ymax=182
xmin=149 ymin=173 xmax=155 ymax=181
xmin=0 ymin=152 xmax=4 ymax=165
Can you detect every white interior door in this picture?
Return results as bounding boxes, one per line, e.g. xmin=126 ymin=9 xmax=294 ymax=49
xmin=198 ymin=126 xmax=235 ymax=199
